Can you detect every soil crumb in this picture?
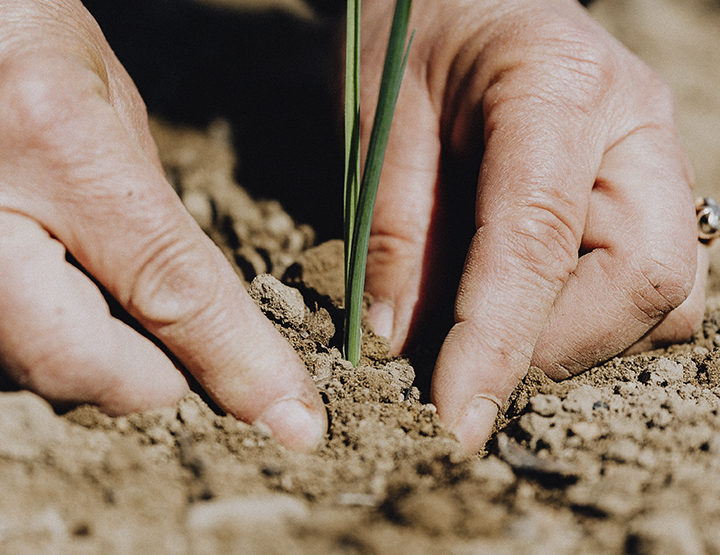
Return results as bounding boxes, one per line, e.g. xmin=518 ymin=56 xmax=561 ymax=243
xmin=2 ymin=0 xmax=720 ymax=553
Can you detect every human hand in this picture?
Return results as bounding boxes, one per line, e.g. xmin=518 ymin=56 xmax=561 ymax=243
xmin=361 ymin=0 xmax=707 ymax=453
xmin=0 ymin=0 xmax=326 ymax=451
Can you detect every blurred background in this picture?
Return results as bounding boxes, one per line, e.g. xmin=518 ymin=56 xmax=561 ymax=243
xmin=81 ymin=0 xmax=345 ymax=240
xmin=80 ymin=0 xmax=720 ymax=248
xmin=591 ymin=0 xmax=720 ymax=199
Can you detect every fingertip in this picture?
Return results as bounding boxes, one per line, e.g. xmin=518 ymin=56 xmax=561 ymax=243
xmin=365 ymin=243 xmax=421 ymax=354
xmin=367 ymin=300 xmax=394 ymax=341
xmin=444 ymin=394 xmax=500 ymax=456
xmin=254 ymin=397 xmax=327 ymax=452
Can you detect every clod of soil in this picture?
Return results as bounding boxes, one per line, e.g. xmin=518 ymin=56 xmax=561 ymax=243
xmin=3 ymin=0 xmax=720 ymax=551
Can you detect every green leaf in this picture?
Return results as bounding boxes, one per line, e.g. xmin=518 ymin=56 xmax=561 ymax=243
xmin=344 ymin=0 xmax=414 ymax=365
xmin=343 ymin=0 xmax=361 ymax=291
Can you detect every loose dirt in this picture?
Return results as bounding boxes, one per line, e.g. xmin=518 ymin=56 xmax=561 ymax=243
xmin=2 ymin=0 xmax=720 ymax=553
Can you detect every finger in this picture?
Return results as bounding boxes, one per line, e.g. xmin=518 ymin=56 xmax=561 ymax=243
xmin=624 ymin=243 xmax=708 ymax=355
xmin=363 ymin=81 xmax=448 ymax=353
xmin=362 ymin=2 xmax=478 ymax=353
xmin=81 ymin=112 xmax=326 ymax=451
xmin=431 ymin=84 xmax=602 ymax=454
xmin=531 ymin=128 xmax=698 ymax=377
xmin=0 ymin=211 xmax=188 ymax=413
xmin=1 ymin=58 xmax=326 ymax=450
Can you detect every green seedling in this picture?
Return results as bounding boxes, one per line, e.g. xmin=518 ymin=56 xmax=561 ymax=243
xmin=343 ymin=0 xmax=414 ymax=365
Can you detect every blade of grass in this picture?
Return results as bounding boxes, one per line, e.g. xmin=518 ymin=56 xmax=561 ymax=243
xmin=343 ymin=0 xmax=361 ymax=292
xmin=345 ymin=0 xmax=414 ymax=365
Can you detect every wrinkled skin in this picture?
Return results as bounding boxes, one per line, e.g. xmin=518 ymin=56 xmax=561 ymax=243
xmin=361 ymin=0 xmax=707 ymax=453
xmin=0 ymin=0 xmax=705 ymax=456
xmin=0 ymin=0 xmax=326 ymax=451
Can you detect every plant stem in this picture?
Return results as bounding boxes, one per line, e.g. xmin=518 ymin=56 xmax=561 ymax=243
xmin=344 ymin=0 xmax=361 ymax=293
xmin=344 ymin=0 xmax=414 ymax=365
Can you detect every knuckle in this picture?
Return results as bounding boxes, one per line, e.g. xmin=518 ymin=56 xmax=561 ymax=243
xmin=367 ymin=228 xmax=422 ymax=270
xmin=629 ymin=253 xmax=694 ymax=323
xmin=0 ymin=52 xmax=108 ymax=145
xmin=543 ymin=52 xmax=614 ymax=116
xmin=504 ymin=203 xmax=580 ymax=290
xmin=503 ymin=22 xmax=617 ymax=115
xmin=481 ymin=25 xmax=619 ymax=139
xmin=547 ymin=32 xmax=615 ymax=89
xmin=127 ymin=232 xmax=222 ymax=330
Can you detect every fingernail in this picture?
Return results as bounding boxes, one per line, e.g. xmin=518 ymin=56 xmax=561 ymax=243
xmin=449 ymin=395 xmax=500 ymax=455
xmin=255 ymin=398 xmax=326 ymax=452
xmin=367 ymin=301 xmax=394 ymax=339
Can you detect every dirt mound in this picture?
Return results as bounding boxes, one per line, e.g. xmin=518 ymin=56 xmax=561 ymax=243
xmin=2 ymin=0 xmax=720 ymax=552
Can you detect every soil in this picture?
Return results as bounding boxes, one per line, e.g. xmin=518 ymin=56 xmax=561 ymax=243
xmin=2 ymin=0 xmax=720 ymax=553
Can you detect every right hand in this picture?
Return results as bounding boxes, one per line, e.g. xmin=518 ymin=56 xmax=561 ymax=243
xmin=0 ymin=0 xmax=326 ymax=451
xmin=360 ymin=0 xmax=706 ymax=454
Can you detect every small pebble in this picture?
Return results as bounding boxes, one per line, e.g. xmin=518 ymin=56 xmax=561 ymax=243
xmin=385 ymin=360 xmax=415 ymax=389
xmin=305 ymin=308 xmax=335 ymax=345
xmin=649 ymin=409 xmax=673 ymax=428
xmin=286 ymin=230 xmax=306 ymax=253
xmin=529 ymin=394 xmax=562 ymax=417
xmin=519 ymin=412 xmax=552 ymax=439
xmin=265 ymin=210 xmax=294 ymax=237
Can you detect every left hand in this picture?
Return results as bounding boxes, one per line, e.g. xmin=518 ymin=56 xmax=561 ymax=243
xmin=360 ymin=0 xmax=707 ymax=454
xmin=0 ymin=0 xmax=327 ymax=451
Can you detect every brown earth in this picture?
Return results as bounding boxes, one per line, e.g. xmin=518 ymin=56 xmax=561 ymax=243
xmin=2 ymin=0 xmax=720 ymax=553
